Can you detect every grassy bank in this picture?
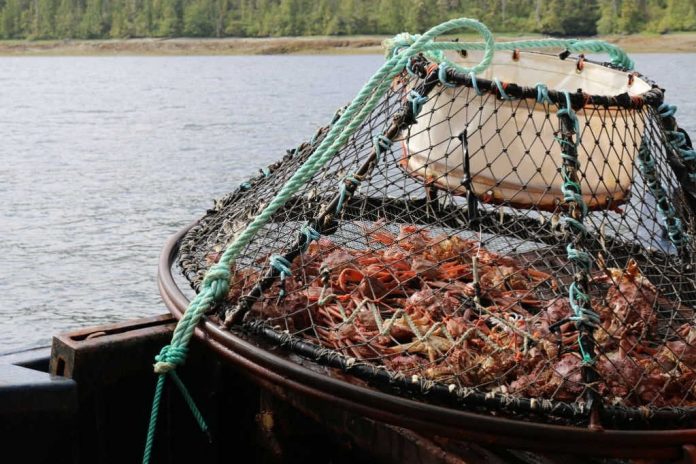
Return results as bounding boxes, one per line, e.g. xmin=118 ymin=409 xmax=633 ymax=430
xmin=1 ymin=32 xmax=695 ymax=56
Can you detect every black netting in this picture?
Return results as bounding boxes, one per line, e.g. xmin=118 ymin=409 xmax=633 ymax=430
xmin=178 ymin=51 xmax=696 ymax=428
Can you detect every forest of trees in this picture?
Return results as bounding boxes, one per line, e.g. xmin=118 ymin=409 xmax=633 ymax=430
xmin=1 ymin=0 xmax=695 ymax=40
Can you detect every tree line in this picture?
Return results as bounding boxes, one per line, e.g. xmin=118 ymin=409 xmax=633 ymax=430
xmin=1 ymin=0 xmax=695 ymax=40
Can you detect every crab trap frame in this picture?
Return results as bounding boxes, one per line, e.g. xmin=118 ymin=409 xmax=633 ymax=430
xmin=150 ymin=18 xmax=696 ymax=461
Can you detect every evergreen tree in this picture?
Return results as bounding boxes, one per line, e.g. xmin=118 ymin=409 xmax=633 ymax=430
xmin=36 ymin=0 xmax=57 ymax=38
xmin=541 ymin=0 xmax=598 ymax=35
xmin=80 ymin=0 xmax=104 ymax=38
xmin=597 ymin=0 xmax=619 ymax=34
xmin=183 ymin=0 xmax=211 ymax=36
xmin=619 ymin=0 xmax=644 ymax=33
xmin=660 ymin=0 xmax=696 ymax=32
xmin=157 ymin=0 xmax=180 ymax=36
xmin=1 ymin=0 xmax=21 ymax=38
xmin=54 ymin=0 xmax=77 ymax=37
xmin=1 ymin=0 xmax=696 ymax=41
xmin=135 ymin=0 xmax=154 ymax=36
xmin=539 ymin=0 xmax=563 ymax=34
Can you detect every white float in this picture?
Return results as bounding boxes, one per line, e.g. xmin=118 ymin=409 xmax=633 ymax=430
xmin=401 ymin=49 xmax=652 ymax=210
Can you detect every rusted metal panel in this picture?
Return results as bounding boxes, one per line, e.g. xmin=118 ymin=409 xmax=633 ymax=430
xmin=49 ymin=313 xmax=176 ymax=382
xmin=48 ymin=314 xmax=188 ymax=464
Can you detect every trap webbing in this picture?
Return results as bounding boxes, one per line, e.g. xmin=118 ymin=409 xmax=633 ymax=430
xmin=149 ymin=17 xmax=696 ymax=462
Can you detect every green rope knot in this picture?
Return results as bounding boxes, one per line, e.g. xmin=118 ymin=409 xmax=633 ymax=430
xmin=568 ymin=282 xmax=600 ymax=329
xmin=660 ymin=106 xmax=696 ymax=174
xmin=562 ymin=217 xmax=588 ymax=236
xmin=384 ymin=32 xmax=421 ymax=58
xmin=153 ymin=344 xmax=188 ymax=374
xmin=566 ymin=243 xmax=592 ymax=271
xmin=493 ymin=78 xmax=513 ymax=100
xmin=535 ymin=83 xmax=550 ymax=104
xmin=200 ymin=262 xmax=231 ymax=300
xmin=407 ymin=90 xmax=429 ymax=116
xmin=336 ymin=174 xmax=361 ymax=214
xmin=560 ymin=178 xmax=587 ymax=215
xmin=373 ymin=134 xmax=392 ymax=160
xmin=300 ymin=224 xmax=321 ymax=252
xmin=469 ymin=72 xmax=484 ymax=96
xmin=269 ymin=255 xmax=292 ymax=279
xmin=637 ymin=139 xmax=686 ymax=248
xmin=557 ymin=91 xmax=581 ymax=135
xmin=437 ymin=62 xmax=457 ymax=88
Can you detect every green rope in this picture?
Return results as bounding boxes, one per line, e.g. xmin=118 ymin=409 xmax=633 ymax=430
xmin=385 ymin=35 xmax=634 ymax=71
xmin=637 ymin=139 xmax=685 ymax=248
xmin=144 ymin=17 xmax=635 ymax=461
xmin=143 ymin=17 xmax=497 ymax=462
xmin=556 ymin=91 xmax=598 ymax=366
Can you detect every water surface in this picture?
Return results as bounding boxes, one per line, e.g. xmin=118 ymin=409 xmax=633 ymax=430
xmin=1 ymin=53 xmax=695 ymax=352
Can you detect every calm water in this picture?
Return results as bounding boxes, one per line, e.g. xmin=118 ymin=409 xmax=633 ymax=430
xmin=1 ymin=53 xmax=695 ymax=352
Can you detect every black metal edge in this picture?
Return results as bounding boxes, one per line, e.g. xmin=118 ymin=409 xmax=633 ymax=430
xmin=0 ymin=346 xmax=52 ymax=372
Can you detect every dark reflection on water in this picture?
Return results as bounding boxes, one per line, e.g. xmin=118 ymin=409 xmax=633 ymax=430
xmin=1 ymin=53 xmax=695 ymax=352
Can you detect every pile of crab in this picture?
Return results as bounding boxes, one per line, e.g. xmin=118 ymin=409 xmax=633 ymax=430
xmin=223 ymin=224 xmax=696 ymax=408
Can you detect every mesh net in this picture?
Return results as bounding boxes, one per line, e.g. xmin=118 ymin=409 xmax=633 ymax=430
xmin=177 ymin=48 xmax=696 ymax=428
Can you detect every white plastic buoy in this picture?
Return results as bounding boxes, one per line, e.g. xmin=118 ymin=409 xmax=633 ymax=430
xmin=401 ymin=50 xmax=652 ymax=210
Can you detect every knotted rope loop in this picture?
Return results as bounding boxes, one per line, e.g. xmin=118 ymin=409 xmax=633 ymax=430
xmin=561 ymin=152 xmax=581 ymax=169
xmin=560 ymin=177 xmax=588 ymax=217
xmin=679 ymin=145 xmax=696 ymax=162
xmin=407 ymin=90 xmax=429 ymax=116
xmin=566 ymin=243 xmax=592 ymax=271
xmin=568 ymin=283 xmax=595 ymax=319
xmin=270 ymin=254 xmax=292 ymax=297
xmin=385 ymin=32 xmax=423 ymax=58
xmin=336 ymin=174 xmax=361 ymax=214
xmin=493 ymin=78 xmax=512 ymax=100
xmin=469 ymin=71 xmax=484 ymax=96
xmin=437 ymin=62 xmax=457 ymax=88
xmin=300 ymin=225 xmax=321 ymax=252
xmin=669 ymin=130 xmax=687 ymax=147
xmin=405 ymin=53 xmax=421 ymax=77
xmin=200 ymin=262 xmax=231 ymax=301
xmin=269 ymin=255 xmax=292 ymax=279
xmin=562 ymin=217 xmax=588 ymax=236
xmin=666 ymin=217 xmax=685 ymax=245
xmin=658 ymin=103 xmax=677 ymax=119
xmin=144 ymin=346 xmax=209 ymax=464
xmin=153 ymin=344 xmax=188 ymax=374
xmin=535 ymin=83 xmax=550 ymax=105
xmin=374 ymin=134 xmax=392 ymax=160
xmin=387 ymin=18 xmax=496 ymax=76
xmin=557 ymin=91 xmax=581 ymax=137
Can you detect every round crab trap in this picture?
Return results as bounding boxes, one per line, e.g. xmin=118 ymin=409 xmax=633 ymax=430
xmin=152 ymin=18 xmax=696 ymax=461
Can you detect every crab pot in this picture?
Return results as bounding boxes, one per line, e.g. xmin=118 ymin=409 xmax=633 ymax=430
xmin=172 ymin=42 xmax=696 ymax=461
